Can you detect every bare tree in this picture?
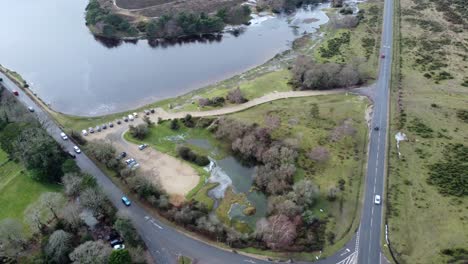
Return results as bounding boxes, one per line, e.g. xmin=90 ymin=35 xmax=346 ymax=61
xmin=226 ymin=87 xmax=247 ymax=104
xmin=291 ymin=180 xmax=319 ymax=207
xmin=24 ymin=202 xmax=49 ymax=233
xmin=39 ymin=192 xmax=63 ymax=220
xmin=61 ymin=202 xmax=83 ymax=230
xmin=46 ymin=230 xmax=72 ymax=263
xmin=265 ymin=114 xmax=281 ymax=131
xmin=307 ymin=146 xmax=330 ymax=163
xmin=259 ymin=215 xmax=297 ymax=250
xmin=69 ymin=240 xmax=111 ymax=264
xmin=80 ymin=188 xmax=107 ymax=218
xmin=62 ymin=173 xmax=83 ymax=197
xmin=339 ymin=63 xmax=360 ymax=87
xmin=0 ymin=218 xmax=26 ymax=258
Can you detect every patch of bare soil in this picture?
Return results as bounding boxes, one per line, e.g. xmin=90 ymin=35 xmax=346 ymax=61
xmin=91 ymin=125 xmax=199 ymax=198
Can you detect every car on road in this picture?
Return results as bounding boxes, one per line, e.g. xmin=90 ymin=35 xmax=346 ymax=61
xmin=67 ymin=151 xmax=76 ymax=159
xmin=380 ymin=53 xmax=385 ymax=58
xmin=374 ymin=195 xmax=381 ymax=205
xmin=138 ymin=144 xmax=148 ymax=150
xmin=374 ymin=126 xmax=380 ymax=131
xmin=12 ymin=90 xmax=19 ymax=96
xmin=88 ymin=127 xmax=94 ymax=133
xmin=82 ymin=130 xmax=88 ymax=136
xmin=121 ymin=196 xmax=131 ymax=206
xmin=27 ymin=106 xmax=34 ymax=112
xmin=60 ymin=132 xmax=68 ymax=140
xmin=73 ymin=146 xmax=81 ymax=154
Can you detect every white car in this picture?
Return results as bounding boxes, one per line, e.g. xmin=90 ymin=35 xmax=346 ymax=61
xmin=113 ymin=244 xmax=125 ymax=250
xmin=60 ymin=132 xmax=68 ymax=140
xmin=128 ymin=114 xmax=134 ymax=121
xmin=133 ymin=112 xmax=138 ymax=118
xmin=73 ymin=146 xmax=81 ymax=154
xmin=82 ymin=130 xmax=88 ymax=136
xmin=374 ymin=195 xmax=381 ymax=205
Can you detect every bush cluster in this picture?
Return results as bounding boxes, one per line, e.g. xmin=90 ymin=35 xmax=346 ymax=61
xmin=176 ymin=145 xmax=210 ymax=166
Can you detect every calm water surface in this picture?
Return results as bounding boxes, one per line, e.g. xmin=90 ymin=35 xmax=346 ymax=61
xmin=0 ymin=0 xmax=328 ymax=115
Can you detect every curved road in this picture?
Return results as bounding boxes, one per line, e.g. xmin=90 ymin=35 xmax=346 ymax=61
xmin=0 ymin=0 xmax=393 ymax=261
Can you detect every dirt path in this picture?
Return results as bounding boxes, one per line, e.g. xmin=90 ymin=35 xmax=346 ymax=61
xmin=85 ymin=88 xmax=357 ymax=198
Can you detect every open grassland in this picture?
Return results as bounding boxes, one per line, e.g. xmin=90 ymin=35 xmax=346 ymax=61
xmin=231 ymin=94 xmax=369 ymax=246
xmin=311 ymin=0 xmax=383 ymax=80
xmin=0 ymin=148 xmax=61 ymax=225
xmin=387 ymin=0 xmax=468 ymax=262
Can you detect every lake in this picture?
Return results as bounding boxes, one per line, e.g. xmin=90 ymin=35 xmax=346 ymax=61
xmin=0 ymin=0 xmax=328 ymax=115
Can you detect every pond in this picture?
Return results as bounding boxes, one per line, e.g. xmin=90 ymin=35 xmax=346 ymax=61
xmin=0 ymin=0 xmax=329 ymax=116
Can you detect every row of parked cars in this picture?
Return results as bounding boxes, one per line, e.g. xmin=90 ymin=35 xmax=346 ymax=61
xmin=81 ymin=109 xmax=156 ymax=136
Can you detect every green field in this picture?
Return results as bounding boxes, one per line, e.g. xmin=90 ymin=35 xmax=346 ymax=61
xmin=387 ymin=0 xmax=468 ymax=262
xmin=0 ymin=148 xmax=61 ymax=224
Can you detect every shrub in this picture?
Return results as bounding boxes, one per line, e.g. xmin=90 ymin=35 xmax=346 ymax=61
xmin=456 ymin=109 xmax=468 ymax=123
xmin=176 ymin=145 xmax=210 ymax=167
xmin=170 ymin=119 xmax=180 ymax=130
xmin=129 ymin=123 xmax=148 ymax=140
xmin=226 ymin=88 xmax=247 ymax=104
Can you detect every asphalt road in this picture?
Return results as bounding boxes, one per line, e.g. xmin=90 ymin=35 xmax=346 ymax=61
xmin=356 ymin=0 xmax=394 ymax=261
xmin=0 ymin=0 xmax=393 ymax=260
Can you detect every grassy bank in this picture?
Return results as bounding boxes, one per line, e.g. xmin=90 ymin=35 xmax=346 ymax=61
xmin=387 ymin=0 xmax=468 ymax=262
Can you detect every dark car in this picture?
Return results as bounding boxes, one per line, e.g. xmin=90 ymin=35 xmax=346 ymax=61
xmin=67 ymin=151 xmax=76 ymax=159
xmin=102 ymin=124 xmax=107 ymax=129
xmin=117 ymin=152 xmax=127 ymax=160
xmin=150 ymin=109 xmax=155 ymax=114
xmin=121 ymin=196 xmax=131 ymax=206
xmin=12 ymin=90 xmax=19 ymax=96
xmin=123 ymin=117 xmax=129 ymax=122
xmin=117 ymin=120 xmax=122 ymax=125
xmin=374 ymin=126 xmax=380 ymax=131
xmin=380 ymin=53 xmax=385 ymax=59
xmin=109 ymin=122 xmax=114 ymax=128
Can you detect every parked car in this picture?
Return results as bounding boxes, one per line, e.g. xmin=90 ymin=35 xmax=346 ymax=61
xmin=113 ymin=244 xmax=125 ymax=250
xmin=82 ymin=130 xmax=88 ymax=136
xmin=374 ymin=195 xmax=381 ymax=205
xmin=60 ymin=132 xmax=68 ymax=140
xmin=121 ymin=196 xmax=131 ymax=206
xmin=27 ymin=106 xmax=34 ymax=112
xmin=96 ymin=126 xmax=101 ymax=132
xmin=73 ymin=146 xmax=81 ymax=154
xmin=144 ymin=110 xmax=150 ymax=115
xmin=109 ymin=122 xmax=114 ymax=128
xmin=130 ymin=163 xmax=140 ymax=170
xmin=128 ymin=114 xmax=134 ymax=121
xmin=125 ymin=158 xmax=136 ymax=165
xmin=133 ymin=112 xmax=138 ymax=118
xmin=67 ymin=151 xmax=76 ymax=159
xmin=117 ymin=152 xmax=127 ymax=160
xmin=138 ymin=144 xmax=148 ymax=150
xmin=117 ymin=120 xmax=122 ymax=125
xmin=102 ymin=124 xmax=107 ymax=130
xmin=88 ymin=127 xmax=94 ymax=133
xmin=150 ymin=109 xmax=155 ymax=114
xmin=12 ymin=90 xmax=19 ymax=96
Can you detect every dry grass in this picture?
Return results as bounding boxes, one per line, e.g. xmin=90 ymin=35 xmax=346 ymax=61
xmin=387 ymin=0 xmax=468 ymax=262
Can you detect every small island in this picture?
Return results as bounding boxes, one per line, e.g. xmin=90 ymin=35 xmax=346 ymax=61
xmin=85 ymin=0 xmax=322 ymax=39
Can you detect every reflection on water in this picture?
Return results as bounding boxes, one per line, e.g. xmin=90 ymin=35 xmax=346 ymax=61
xmin=0 ymin=0 xmax=329 ymax=116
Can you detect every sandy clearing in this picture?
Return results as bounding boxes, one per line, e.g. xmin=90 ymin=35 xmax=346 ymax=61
xmin=91 ymin=125 xmax=199 ymax=197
